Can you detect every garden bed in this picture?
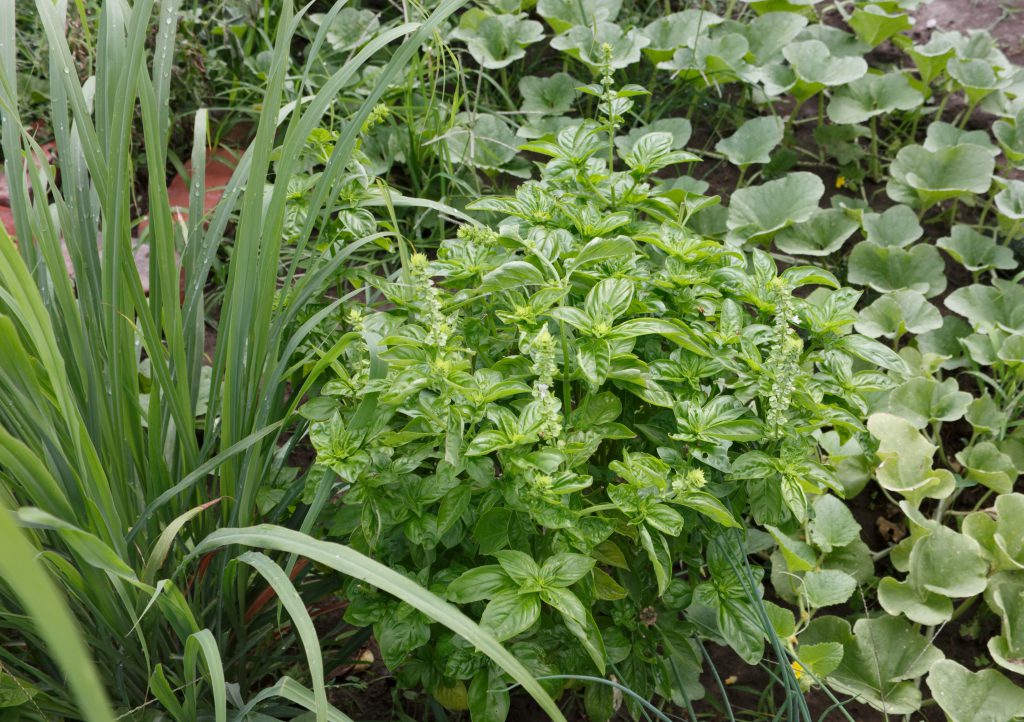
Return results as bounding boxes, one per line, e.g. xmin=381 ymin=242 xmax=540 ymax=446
xmin=1 ymin=1 xmax=1023 ymax=721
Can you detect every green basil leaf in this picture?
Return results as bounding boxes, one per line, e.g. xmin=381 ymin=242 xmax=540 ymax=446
xmin=539 ymin=553 xmax=595 ymax=587
xmin=494 ymin=550 xmax=541 ymax=586
xmin=480 ymin=591 xmax=541 ymax=641
xmin=448 ymin=565 xmax=514 ymax=604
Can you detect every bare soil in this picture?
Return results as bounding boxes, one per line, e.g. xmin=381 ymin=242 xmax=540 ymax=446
xmin=912 ymin=0 xmax=1024 ymax=66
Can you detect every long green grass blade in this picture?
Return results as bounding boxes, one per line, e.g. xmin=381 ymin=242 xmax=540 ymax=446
xmin=143 ymin=499 xmax=221 ymax=584
xmin=0 ymin=502 xmax=117 ymax=722
xmin=234 ymin=677 xmax=355 ymax=722
xmin=190 ymin=525 xmax=569 ymax=722
xmin=184 ymin=629 xmax=227 ymax=722
xmin=237 ymin=551 xmax=329 ymax=722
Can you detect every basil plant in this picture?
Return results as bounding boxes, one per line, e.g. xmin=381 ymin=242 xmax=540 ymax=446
xmin=306 ymin=80 xmax=898 ymax=721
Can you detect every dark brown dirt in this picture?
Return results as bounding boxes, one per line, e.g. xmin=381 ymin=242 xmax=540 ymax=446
xmin=329 ymin=670 xmax=401 ymax=721
xmin=913 ymin=0 xmax=1024 ymax=66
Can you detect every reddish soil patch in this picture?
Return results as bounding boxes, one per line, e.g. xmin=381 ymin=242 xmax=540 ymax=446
xmin=170 ymin=147 xmax=238 ymax=223
xmin=0 ymin=136 xmax=56 ymax=239
xmin=0 ymin=205 xmax=13 ymax=239
xmin=135 ymin=146 xmax=238 ymax=236
xmin=2 ymin=145 xmax=238 ymax=294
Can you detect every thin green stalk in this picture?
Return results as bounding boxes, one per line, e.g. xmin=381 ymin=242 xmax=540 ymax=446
xmin=870 ymin=116 xmax=880 ymax=181
xmin=1002 ymin=218 xmax=1022 ymax=246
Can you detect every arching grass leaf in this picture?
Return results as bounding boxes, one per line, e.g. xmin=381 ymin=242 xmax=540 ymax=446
xmin=189 ymin=525 xmax=569 ymax=722
xmin=0 ymin=505 xmax=118 ymax=722
xmin=234 ymin=677 xmax=355 ymax=722
xmin=236 ymin=552 xmax=329 ymax=721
